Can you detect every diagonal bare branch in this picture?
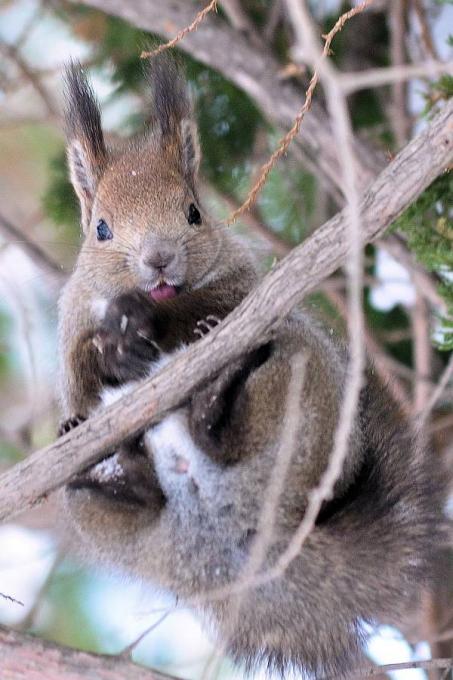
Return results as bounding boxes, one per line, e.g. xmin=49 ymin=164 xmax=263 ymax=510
xmin=0 ymin=96 xmax=451 ymax=524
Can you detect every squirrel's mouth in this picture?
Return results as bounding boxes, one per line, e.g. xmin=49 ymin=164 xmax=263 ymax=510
xmin=149 ymin=283 xmax=181 ymax=302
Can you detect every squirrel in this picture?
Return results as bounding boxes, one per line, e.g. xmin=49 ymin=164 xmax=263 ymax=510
xmin=58 ymin=58 xmax=257 ymax=430
xmin=59 ymin=57 xmax=445 ymax=678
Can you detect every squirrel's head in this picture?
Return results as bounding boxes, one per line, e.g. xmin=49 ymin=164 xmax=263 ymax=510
xmin=64 ymin=57 xmax=220 ymax=299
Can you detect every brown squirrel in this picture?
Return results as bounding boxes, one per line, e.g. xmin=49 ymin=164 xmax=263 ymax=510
xmin=58 ymin=58 xmax=257 ymax=428
xmin=59 ymin=58 xmax=445 ymax=677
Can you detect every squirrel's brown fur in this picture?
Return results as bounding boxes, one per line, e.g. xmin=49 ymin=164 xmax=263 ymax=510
xmin=59 ymin=58 xmax=445 ymax=678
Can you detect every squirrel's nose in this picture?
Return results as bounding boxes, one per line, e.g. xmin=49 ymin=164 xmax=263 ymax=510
xmin=145 ymin=250 xmax=176 ymax=272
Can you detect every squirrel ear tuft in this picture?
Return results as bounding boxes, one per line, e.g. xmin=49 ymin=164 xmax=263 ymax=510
xmin=64 ymin=62 xmax=107 ymax=232
xmin=148 ymin=53 xmax=201 ymax=184
xmin=180 ymin=118 xmax=201 ymax=186
xmin=148 ymin=54 xmax=190 ymax=136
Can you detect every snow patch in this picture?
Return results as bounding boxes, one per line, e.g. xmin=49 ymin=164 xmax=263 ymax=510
xmin=90 ymin=454 xmax=124 ymax=483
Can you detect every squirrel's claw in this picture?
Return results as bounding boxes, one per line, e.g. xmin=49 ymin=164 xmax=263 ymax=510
xmin=58 ymin=414 xmax=87 ymax=437
xmin=194 ymin=315 xmax=221 ymax=338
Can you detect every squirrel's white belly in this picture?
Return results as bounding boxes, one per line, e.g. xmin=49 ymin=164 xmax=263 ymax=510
xmin=98 ymin=353 xmax=218 ymax=512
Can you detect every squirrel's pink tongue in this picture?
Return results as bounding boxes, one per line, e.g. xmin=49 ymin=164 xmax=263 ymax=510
xmin=149 ymin=284 xmax=177 ymax=302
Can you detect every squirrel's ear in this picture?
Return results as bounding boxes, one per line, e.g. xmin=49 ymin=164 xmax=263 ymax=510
xmin=180 ymin=118 xmax=201 ymax=185
xmin=64 ymin=62 xmax=107 ymax=232
xmin=148 ymin=54 xmax=200 ymax=185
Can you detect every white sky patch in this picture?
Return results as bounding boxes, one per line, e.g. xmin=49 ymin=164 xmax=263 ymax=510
xmin=370 ymin=248 xmax=416 ymax=312
xmin=366 ymin=625 xmax=429 ymax=680
xmin=0 ymin=525 xmax=56 ymax=625
xmin=85 ymin=575 xmax=284 ymax=680
xmin=85 ymin=576 xmax=216 ymax=678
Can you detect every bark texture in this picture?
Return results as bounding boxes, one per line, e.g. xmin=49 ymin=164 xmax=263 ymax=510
xmin=0 ymin=625 xmax=173 ymax=680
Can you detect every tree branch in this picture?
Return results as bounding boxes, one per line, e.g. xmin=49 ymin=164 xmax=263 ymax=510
xmin=0 ymin=625 xmax=176 ymax=680
xmin=271 ymin=0 xmax=369 ymax=606
xmin=388 ymin=0 xmax=410 ymax=148
xmin=340 ymin=59 xmax=453 ymax=93
xmin=344 ymin=656 xmax=453 ymax=678
xmin=0 ymin=96 xmax=451 ymax=524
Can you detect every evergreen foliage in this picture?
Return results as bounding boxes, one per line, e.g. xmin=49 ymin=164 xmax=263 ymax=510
xmin=393 ymin=173 xmax=453 ymax=350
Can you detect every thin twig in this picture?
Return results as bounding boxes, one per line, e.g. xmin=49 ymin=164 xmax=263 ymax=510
xmin=15 ymin=552 xmax=63 ymax=631
xmin=326 ymin=287 xmax=411 ymax=412
xmin=343 ymin=657 xmax=453 ymax=678
xmin=0 ymin=40 xmax=58 ymax=119
xmin=0 ymin=593 xmax=24 ymax=607
xmin=226 ymin=0 xmax=374 ymax=224
xmin=0 ymin=274 xmax=40 ymax=438
xmin=219 ymin=0 xmax=263 ymax=48
xmin=379 ymin=234 xmax=447 ymax=315
xmin=263 ymin=0 xmax=282 ymax=41
xmin=202 ymin=354 xmax=306 ymax=676
xmin=389 ymin=0 xmax=410 ymax=148
xmin=411 ymin=0 xmax=439 ymax=61
xmin=15 ymin=3 xmax=42 ymax=49
xmin=441 ymin=667 xmax=452 ymax=680
xmin=119 ymin=606 xmax=175 ymax=660
xmin=411 ymin=291 xmax=432 ymax=451
xmin=140 ymin=1 xmax=217 ymax=59
xmin=419 ymin=354 xmax=453 ymax=428
xmin=412 ymin=292 xmax=432 ymax=416
xmin=277 ymin=0 xmax=366 ymax=584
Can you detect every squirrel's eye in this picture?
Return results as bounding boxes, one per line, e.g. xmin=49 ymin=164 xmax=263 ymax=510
xmin=188 ymin=203 xmax=202 ymax=226
xmin=96 ymin=219 xmax=113 ymax=241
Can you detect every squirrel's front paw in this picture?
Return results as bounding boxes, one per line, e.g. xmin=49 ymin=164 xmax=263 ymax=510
xmin=189 ymin=344 xmax=272 ymax=463
xmin=94 ymin=291 xmax=160 ymax=383
xmin=58 ymin=414 xmax=86 ymax=437
xmin=193 ymin=315 xmax=221 ymax=339
xmin=189 ymin=357 xmax=247 ymax=463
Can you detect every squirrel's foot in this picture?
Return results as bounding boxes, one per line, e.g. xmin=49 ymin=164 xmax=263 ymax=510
xmin=189 ymin=358 xmax=243 ymax=455
xmin=94 ymin=291 xmax=161 ymax=383
xmin=189 ymin=343 xmax=272 ymax=463
xmin=193 ymin=315 xmax=221 ymax=339
xmin=58 ymin=414 xmax=86 ymax=437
